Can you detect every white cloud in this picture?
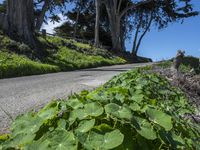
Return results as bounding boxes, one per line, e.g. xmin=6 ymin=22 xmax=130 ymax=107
xmin=41 ymin=14 xmax=66 ymax=34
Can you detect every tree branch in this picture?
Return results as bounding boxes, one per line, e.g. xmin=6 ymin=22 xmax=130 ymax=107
xmin=119 ymin=0 xmax=154 ymax=19
xmin=135 ymin=12 xmax=153 ymax=54
xmin=117 ymin=0 xmax=123 ymax=14
xmin=35 ymin=0 xmax=50 ymax=30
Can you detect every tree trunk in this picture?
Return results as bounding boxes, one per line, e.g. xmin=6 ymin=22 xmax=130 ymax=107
xmin=74 ymin=1 xmax=82 ymax=38
xmin=7 ymin=0 xmax=35 ymax=47
xmin=0 ymin=13 xmax=8 ymax=30
xmin=111 ymin=19 xmax=122 ymax=52
xmin=132 ymin=13 xmax=153 ymax=55
xmin=94 ymin=0 xmax=100 ymax=47
xmin=134 ymin=14 xmax=153 ymax=55
xmin=35 ymin=0 xmax=50 ymax=31
xmin=132 ymin=20 xmax=141 ymax=55
xmin=105 ymin=1 xmax=122 ymax=52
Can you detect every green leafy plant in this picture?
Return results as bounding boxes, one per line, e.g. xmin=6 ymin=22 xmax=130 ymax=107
xmin=1 ymin=69 xmax=199 ymax=149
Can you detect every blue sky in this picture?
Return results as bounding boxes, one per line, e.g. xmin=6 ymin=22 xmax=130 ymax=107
xmin=126 ymin=1 xmax=200 ymax=61
xmin=0 ymin=0 xmax=199 ymax=61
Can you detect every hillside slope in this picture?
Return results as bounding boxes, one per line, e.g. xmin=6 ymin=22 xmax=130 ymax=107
xmin=0 ymin=32 xmax=126 ymax=79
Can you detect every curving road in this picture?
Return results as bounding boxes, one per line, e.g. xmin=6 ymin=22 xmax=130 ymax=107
xmin=0 ymin=63 xmax=151 ymax=134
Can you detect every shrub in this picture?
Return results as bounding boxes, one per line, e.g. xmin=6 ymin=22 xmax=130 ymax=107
xmin=18 ymin=43 xmax=32 ymax=53
xmin=183 ymin=56 xmax=199 ymax=69
xmin=6 ymin=40 xmax=20 ymax=52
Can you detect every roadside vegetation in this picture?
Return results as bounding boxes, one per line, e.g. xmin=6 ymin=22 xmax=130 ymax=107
xmin=0 ymin=32 xmax=126 ymax=79
xmin=1 ymin=67 xmax=199 ymax=149
xmin=157 ymin=56 xmax=200 ymax=74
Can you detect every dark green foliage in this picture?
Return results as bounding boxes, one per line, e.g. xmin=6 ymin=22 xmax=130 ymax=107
xmin=157 ymin=56 xmax=200 ymax=74
xmin=1 ymin=69 xmax=199 ymax=149
xmin=182 ymin=56 xmax=200 ymax=74
xmin=0 ymin=0 xmax=6 ymax=13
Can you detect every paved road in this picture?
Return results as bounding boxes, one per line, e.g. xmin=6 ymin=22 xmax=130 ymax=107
xmin=0 ymin=63 xmax=151 ymax=134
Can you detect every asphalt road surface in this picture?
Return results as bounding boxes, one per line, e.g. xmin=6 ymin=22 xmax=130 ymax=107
xmin=0 ymin=63 xmax=151 ymax=134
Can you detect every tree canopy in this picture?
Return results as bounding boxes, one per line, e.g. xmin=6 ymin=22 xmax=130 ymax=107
xmin=0 ymin=0 xmax=198 ymax=54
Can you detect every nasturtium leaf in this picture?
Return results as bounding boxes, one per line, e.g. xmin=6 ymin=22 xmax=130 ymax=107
xmin=68 ymin=110 xmax=78 ymax=125
xmin=105 ymin=103 xmax=132 ymax=120
xmin=158 ymin=130 xmax=181 ymax=148
xmin=2 ymin=133 xmax=36 ymax=149
xmin=104 ymin=129 xmax=124 ymax=149
xmin=76 ymin=119 xmax=95 ymax=133
xmin=135 ymin=84 xmax=143 ymax=90
xmin=11 ymin=112 xmax=43 ymax=137
xmin=74 ymin=109 xmax=88 ymax=120
xmin=38 ymin=107 xmax=58 ymax=120
xmin=57 ymin=119 xmax=67 ymax=130
xmin=105 ymin=103 xmax=121 ymax=115
xmin=66 ymin=98 xmax=83 ymax=109
xmin=115 ymin=93 xmax=125 ymax=103
xmin=41 ymin=130 xmax=77 ymax=150
xmin=172 ymin=133 xmax=185 ymax=147
xmin=146 ymin=107 xmax=173 ymax=131
xmin=84 ymin=102 xmax=104 ymax=117
xmin=129 ymin=103 xmax=141 ymax=111
xmin=25 ymin=139 xmax=51 ymax=150
xmin=118 ymin=106 xmax=132 ymax=120
xmin=151 ymin=76 xmax=160 ymax=83
xmin=86 ymin=92 xmax=105 ymax=102
xmin=84 ymin=130 xmax=104 ymax=149
xmin=134 ymin=117 xmax=157 ymax=140
xmin=37 ymin=101 xmax=59 ymax=121
xmin=131 ymin=94 xmax=144 ymax=103
xmin=84 ymin=129 xmax=124 ymax=149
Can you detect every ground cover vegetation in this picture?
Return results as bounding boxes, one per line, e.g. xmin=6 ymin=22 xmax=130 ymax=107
xmin=0 ymin=32 xmax=126 ymax=79
xmin=0 ymin=67 xmax=199 ymax=149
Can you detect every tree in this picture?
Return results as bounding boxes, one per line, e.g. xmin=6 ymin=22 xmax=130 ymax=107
xmin=102 ymin=0 xmax=150 ymax=52
xmin=73 ymin=0 xmax=83 ymax=38
xmin=34 ymin=0 xmax=67 ymax=31
xmin=55 ymin=0 xmax=113 ymax=47
xmin=131 ymin=0 xmax=198 ymax=56
xmin=0 ymin=0 xmax=36 ymax=47
xmin=131 ymin=6 xmax=154 ymax=55
xmin=102 ymin=0 xmax=198 ymax=53
xmin=94 ymin=0 xmax=101 ymax=47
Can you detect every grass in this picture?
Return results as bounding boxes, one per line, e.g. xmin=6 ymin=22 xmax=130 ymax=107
xmin=0 ymin=52 xmax=60 ymax=79
xmin=0 ymin=32 xmax=126 ymax=79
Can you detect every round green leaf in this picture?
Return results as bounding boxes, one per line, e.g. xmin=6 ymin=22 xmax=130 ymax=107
xmin=103 ymin=129 xmax=124 ymax=149
xmin=66 ymin=98 xmax=84 ymax=109
xmin=32 ymin=130 xmax=77 ymax=150
xmin=76 ymin=119 xmax=95 ymax=133
xmin=84 ymin=102 xmax=104 ymax=117
xmin=146 ymin=107 xmax=173 ymax=131
xmin=105 ymin=103 xmax=132 ymax=120
xmin=134 ymin=117 xmax=157 ymax=140
xmin=84 ymin=129 xmax=124 ymax=149
xmin=129 ymin=103 xmax=141 ymax=111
